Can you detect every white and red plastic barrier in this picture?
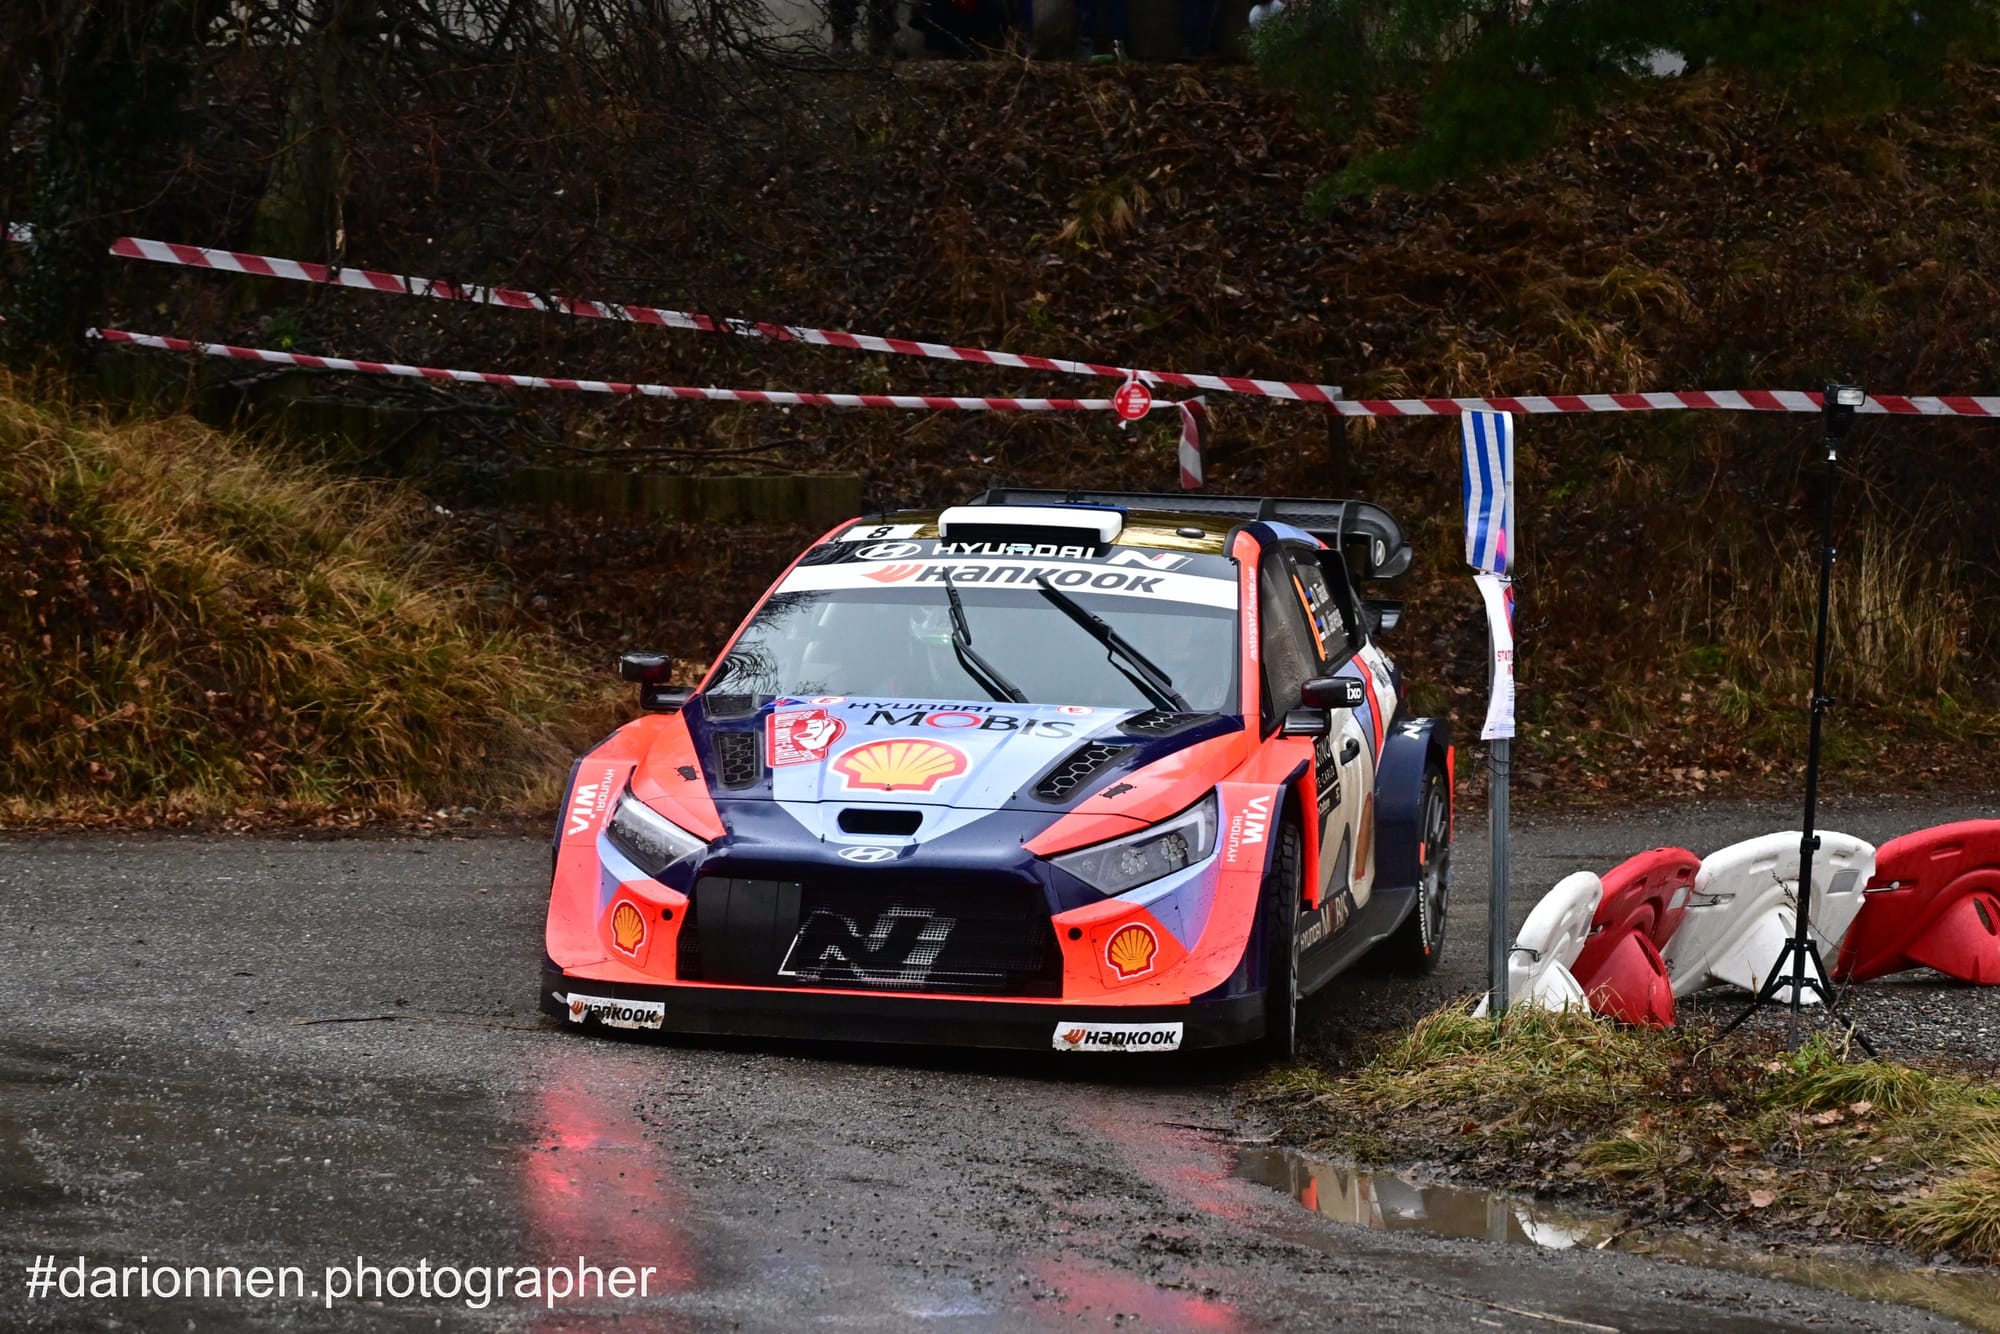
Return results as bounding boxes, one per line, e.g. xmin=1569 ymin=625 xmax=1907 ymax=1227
xmin=86 ymin=328 xmax=1212 ymax=486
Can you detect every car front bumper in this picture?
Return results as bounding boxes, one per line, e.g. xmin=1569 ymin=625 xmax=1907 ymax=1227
xmin=540 ymin=959 xmax=1265 ymax=1052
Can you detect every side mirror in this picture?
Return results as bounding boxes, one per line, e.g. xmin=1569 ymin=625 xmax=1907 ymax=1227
xmin=1300 ymin=676 xmax=1367 ymax=711
xmin=619 ymin=651 xmax=673 ymax=683
xmin=619 ymin=652 xmax=690 ymax=714
xmin=1281 ymin=708 xmax=1330 ymax=738
xmin=1363 ymin=598 xmax=1403 ymax=635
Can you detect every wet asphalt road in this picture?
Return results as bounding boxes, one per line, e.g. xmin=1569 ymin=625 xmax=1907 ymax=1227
xmin=3 ymin=794 xmax=1994 ymax=1332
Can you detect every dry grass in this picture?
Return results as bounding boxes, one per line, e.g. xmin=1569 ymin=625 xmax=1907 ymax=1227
xmin=1259 ymin=1005 xmax=2000 ymax=1261
xmin=0 ymin=379 xmax=621 ymax=822
xmin=1676 ymin=523 xmax=1973 ymax=704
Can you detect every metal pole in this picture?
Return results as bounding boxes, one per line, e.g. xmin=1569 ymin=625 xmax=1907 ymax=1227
xmin=1487 ymin=603 xmax=1510 ymax=1016
xmin=1489 ymin=739 xmax=1511 ymax=1016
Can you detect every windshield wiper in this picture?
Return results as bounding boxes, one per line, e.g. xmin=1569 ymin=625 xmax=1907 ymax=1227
xmin=942 ymin=569 xmax=1028 ymax=704
xmin=1031 ymin=574 xmax=1193 ymax=713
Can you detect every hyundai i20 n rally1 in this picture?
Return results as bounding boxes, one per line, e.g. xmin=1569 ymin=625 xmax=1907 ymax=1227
xmin=542 ymin=490 xmax=1453 ymax=1057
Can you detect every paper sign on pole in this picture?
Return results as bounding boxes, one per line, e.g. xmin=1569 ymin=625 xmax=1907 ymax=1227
xmin=1474 ymin=572 xmax=1516 ymax=741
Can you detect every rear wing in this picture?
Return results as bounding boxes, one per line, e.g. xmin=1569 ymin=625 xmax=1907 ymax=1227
xmin=968 ymin=488 xmax=1413 ymax=580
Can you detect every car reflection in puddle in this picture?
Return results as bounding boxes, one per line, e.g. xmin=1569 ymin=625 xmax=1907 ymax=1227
xmin=1235 ymin=1144 xmax=2000 ymax=1334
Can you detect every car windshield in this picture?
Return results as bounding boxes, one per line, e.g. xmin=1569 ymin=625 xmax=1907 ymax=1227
xmin=712 ymin=585 xmax=1238 ymax=713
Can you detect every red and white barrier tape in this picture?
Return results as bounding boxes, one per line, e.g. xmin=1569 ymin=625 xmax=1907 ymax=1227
xmin=87 ymin=328 xmax=1208 ymax=486
xmin=101 ymin=234 xmax=2000 ymax=419
xmin=1323 ymin=389 xmax=2000 ymax=418
xmin=106 ymin=234 xmax=1340 ymax=404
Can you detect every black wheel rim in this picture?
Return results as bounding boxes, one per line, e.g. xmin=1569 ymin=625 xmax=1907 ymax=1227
xmin=1420 ymin=778 xmax=1449 ymax=947
xmin=1284 ymin=915 xmax=1299 ymax=1048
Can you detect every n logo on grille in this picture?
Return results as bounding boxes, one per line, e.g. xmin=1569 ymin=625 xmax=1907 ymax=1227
xmin=778 ymin=906 xmax=956 ymax=987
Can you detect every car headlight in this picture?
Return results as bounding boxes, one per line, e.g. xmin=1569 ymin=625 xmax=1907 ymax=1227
xmin=606 ymin=790 xmax=707 ymax=877
xmin=1051 ymin=791 xmax=1218 ymax=896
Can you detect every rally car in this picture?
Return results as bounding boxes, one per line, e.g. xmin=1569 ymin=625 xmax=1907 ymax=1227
xmin=542 ymin=489 xmax=1452 ymax=1056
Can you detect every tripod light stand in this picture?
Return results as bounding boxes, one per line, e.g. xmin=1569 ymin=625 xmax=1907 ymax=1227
xmin=1718 ymin=385 xmax=1878 ymax=1056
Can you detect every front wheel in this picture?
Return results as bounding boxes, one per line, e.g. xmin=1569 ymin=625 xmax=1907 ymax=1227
xmin=1257 ymin=820 xmax=1305 ymax=1061
xmin=1378 ymin=760 xmax=1451 ymax=975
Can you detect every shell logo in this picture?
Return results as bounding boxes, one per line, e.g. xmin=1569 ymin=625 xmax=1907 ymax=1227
xmin=1105 ymin=923 xmax=1158 ymax=979
xmin=832 ymin=738 xmax=968 ymax=794
xmin=611 ymin=901 xmax=646 ymax=955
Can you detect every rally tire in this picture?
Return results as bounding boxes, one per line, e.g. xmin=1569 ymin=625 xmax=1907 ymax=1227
xmin=1379 ymin=761 xmax=1451 ymax=975
xmin=1258 ymin=819 xmax=1306 ymax=1062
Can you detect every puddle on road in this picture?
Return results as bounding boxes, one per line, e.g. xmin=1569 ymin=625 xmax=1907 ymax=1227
xmin=1236 ymin=1145 xmax=2000 ymax=1333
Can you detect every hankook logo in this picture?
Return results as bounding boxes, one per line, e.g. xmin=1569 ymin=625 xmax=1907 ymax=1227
xmin=837 ymin=845 xmax=898 ymax=863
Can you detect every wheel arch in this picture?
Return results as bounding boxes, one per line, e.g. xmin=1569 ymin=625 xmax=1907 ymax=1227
xmin=1372 ymin=716 xmax=1453 ymax=893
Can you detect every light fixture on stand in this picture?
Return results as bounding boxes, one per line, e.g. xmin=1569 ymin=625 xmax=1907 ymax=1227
xmin=1717 ymin=385 xmax=1877 ymax=1055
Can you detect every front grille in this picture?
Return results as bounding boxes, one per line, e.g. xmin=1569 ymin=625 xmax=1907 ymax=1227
xmin=713 ymin=731 xmax=761 ymax=789
xmin=678 ymin=875 xmax=1062 ymax=997
xmin=1033 ymin=741 xmax=1133 ymax=802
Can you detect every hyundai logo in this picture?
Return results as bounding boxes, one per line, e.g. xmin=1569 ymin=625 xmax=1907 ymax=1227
xmin=837 ymin=845 xmax=898 ymax=864
xmin=855 ymin=541 xmax=924 ymax=560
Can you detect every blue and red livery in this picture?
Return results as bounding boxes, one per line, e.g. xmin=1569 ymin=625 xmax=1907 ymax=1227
xmin=542 ymin=490 xmax=1452 ymax=1056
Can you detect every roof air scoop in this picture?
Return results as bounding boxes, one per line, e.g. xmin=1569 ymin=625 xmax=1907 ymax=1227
xmin=937 ymin=504 xmax=1122 ymax=549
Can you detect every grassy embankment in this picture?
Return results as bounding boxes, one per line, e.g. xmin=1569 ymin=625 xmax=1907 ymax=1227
xmin=0 ymin=380 xmax=619 ymax=825
xmin=1260 ymin=1006 xmax=2000 ymax=1262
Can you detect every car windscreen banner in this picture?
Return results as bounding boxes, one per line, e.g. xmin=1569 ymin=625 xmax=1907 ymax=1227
xmin=781 ymin=541 xmax=1239 ymax=610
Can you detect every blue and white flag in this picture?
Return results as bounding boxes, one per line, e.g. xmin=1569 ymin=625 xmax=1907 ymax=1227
xmin=1461 ymin=411 xmax=1515 ymax=575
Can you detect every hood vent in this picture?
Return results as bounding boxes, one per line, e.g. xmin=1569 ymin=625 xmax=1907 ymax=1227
xmin=1034 ymin=741 xmax=1134 ymax=803
xmin=713 ymin=731 xmax=762 ymax=789
xmin=1119 ymin=710 xmax=1215 ymax=738
xmin=838 ymin=807 xmax=923 ymax=836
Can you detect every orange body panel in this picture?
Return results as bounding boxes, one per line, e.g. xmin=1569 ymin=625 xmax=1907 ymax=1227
xmin=1024 ymin=731 xmax=1253 ymax=857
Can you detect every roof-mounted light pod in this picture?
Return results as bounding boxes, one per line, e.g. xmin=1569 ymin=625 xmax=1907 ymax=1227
xmin=937 ymin=504 xmax=1123 ymax=548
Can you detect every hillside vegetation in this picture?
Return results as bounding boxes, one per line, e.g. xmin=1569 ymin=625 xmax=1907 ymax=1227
xmin=28 ymin=56 xmax=2000 ymax=800
xmin=0 ymin=380 xmax=616 ymax=824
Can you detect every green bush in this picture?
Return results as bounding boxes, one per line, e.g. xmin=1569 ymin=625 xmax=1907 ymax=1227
xmin=1256 ymin=0 xmax=2000 ymax=193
